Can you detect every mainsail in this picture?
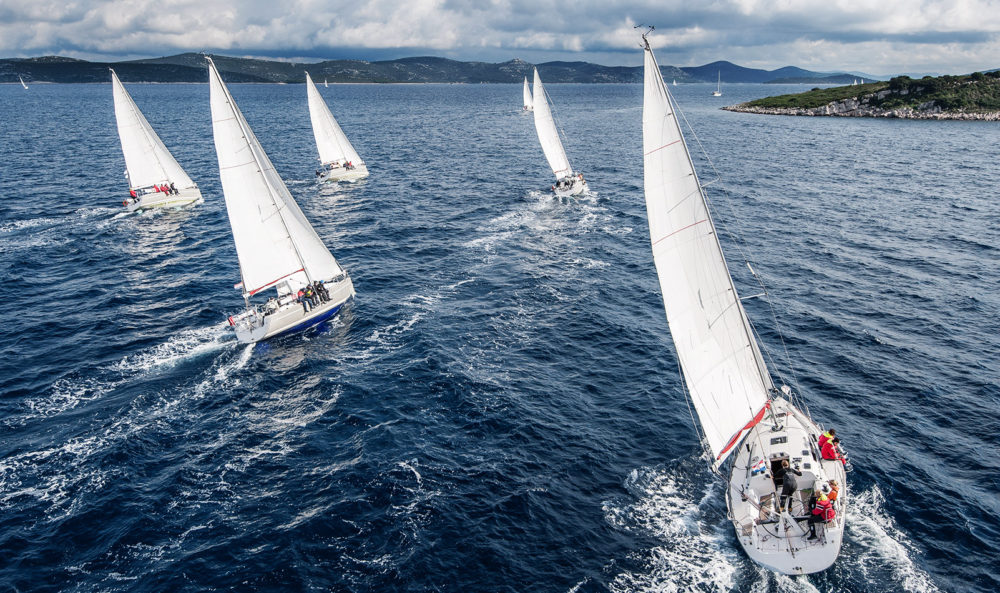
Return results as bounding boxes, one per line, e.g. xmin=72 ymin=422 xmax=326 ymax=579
xmin=522 ymin=77 xmax=533 ymax=110
xmin=111 ymin=69 xmax=195 ymax=191
xmin=305 ymin=72 xmax=363 ymax=167
xmin=642 ymin=43 xmax=773 ymax=465
xmin=532 ymin=68 xmax=572 ymax=179
xmin=208 ymin=58 xmax=344 ymax=297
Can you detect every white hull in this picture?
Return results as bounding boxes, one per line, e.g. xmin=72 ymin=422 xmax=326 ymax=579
xmin=125 ymin=187 xmax=201 ymax=212
xmin=712 ymin=91 xmax=722 ymax=97
xmin=319 ymin=163 xmax=369 ymax=183
xmin=727 ymin=397 xmax=847 ymax=574
xmin=231 ymin=274 xmax=355 ymax=343
xmin=553 ymin=175 xmax=587 ymax=197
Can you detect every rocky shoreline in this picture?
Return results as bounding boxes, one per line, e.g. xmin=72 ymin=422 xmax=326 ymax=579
xmin=724 ymin=99 xmax=1000 ymax=120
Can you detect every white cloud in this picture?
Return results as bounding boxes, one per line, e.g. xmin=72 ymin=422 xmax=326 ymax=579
xmin=0 ymin=0 xmax=997 ymax=73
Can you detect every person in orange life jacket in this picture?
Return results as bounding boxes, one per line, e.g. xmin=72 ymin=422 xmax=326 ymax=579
xmin=297 ymin=288 xmax=311 ymax=312
xmin=129 ymin=189 xmax=137 ymax=199
xmin=818 ymin=428 xmax=836 ymax=450
xmin=821 ymin=437 xmax=846 ymax=465
xmin=807 ymin=493 xmax=836 ymax=539
xmin=826 ymin=480 xmax=839 ymax=502
xmin=775 ymin=460 xmax=802 ymax=513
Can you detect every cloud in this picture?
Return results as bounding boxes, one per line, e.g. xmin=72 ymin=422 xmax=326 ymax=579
xmin=1 ymin=0 xmax=997 ymax=73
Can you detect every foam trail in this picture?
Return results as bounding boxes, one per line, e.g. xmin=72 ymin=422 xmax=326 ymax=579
xmin=847 ymin=486 xmax=941 ymax=593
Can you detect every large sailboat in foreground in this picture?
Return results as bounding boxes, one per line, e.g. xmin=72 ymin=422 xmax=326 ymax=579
xmin=640 ymin=35 xmax=847 ymax=575
xmin=305 ymin=72 xmax=368 ymax=182
xmin=208 ymin=58 xmax=355 ymax=343
xmin=532 ymin=68 xmax=587 ymax=197
xmin=522 ymin=76 xmax=533 ymax=111
xmin=111 ymin=69 xmax=201 ymax=212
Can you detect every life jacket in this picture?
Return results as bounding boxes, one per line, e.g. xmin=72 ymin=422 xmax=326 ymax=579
xmin=818 ymin=431 xmax=833 ymax=449
xmin=812 ymin=498 xmax=835 ymax=522
xmin=821 ymin=440 xmax=839 ymax=460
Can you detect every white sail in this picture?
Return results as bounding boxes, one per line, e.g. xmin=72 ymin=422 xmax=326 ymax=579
xmin=642 ymin=43 xmax=772 ymax=465
xmin=208 ymin=58 xmax=343 ymax=297
xmin=532 ymin=68 xmax=573 ymax=179
xmin=19 ymin=75 xmax=28 ymax=89
xmin=522 ymin=77 xmax=533 ymax=110
xmin=305 ymin=72 xmax=363 ymax=168
xmin=111 ymin=69 xmax=196 ymax=191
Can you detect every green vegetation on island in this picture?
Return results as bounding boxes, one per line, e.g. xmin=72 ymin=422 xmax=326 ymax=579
xmin=730 ymin=71 xmax=1000 ymax=118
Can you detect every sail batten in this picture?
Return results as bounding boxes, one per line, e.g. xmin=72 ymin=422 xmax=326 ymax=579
xmin=208 ymin=59 xmax=343 ymax=297
xmin=641 ymin=42 xmax=772 ymax=466
xmin=111 ymin=69 xmax=195 ymax=191
xmin=531 ymin=68 xmax=573 ymax=178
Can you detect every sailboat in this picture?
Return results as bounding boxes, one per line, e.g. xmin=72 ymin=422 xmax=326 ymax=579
xmin=207 ymin=58 xmax=355 ymax=343
xmin=19 ymin=75 xmax=28 ymax=90
xmin=672 ymin=78 xmax=677 ymax=86
xmin=522 ymin=76 xmax=533 ymax=111
xmin=305 ymin=71 xmax=369 ymax=183
xmin=712 ymin=70 xmax=722 ymax=96
xmin=324 ymin=78 xmax=329 ymax=88
xmin=111 ymin=69 xmax=201 ymax=212
xmin=532 ymin=68 xmax=587 ymax=197
xmin=640 ymin=34 xmax=847 ymax=575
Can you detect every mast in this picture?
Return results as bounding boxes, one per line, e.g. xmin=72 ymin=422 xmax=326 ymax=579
xmin=209 ymin=57 xmax=347 ymax=295
xmin=641 ymin=35 xmax=773 ymax=467
xmin=531 ymin=68 xmax=573 ymax=179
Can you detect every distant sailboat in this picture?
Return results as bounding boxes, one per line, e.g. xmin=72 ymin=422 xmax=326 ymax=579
xmin=19 ymin=75 xmax=28 ymax=90
xmin=641 ymin=33 xmax=847 ymax=575
xmin=672 ymin=78 xmax=677 ymax=86
xmin=111 ymin=69 xmax=201 ymax=212
xmin=522 ymin=76 xmax=533 ymax=111
xmin=306 ymin=71 xmax=369 ymax=183
xmin=207 ymin=58 xmax=355 ymax=343
xmin=532 ymin=68 xmax=587 ymax=197
xmin=712 ymin=70 xmax=722 ymax=96
xmin=324 ymin=78 xmax=329 ymax=88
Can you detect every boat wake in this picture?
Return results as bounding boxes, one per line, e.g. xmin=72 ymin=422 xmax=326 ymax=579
xmin=11 ymin=324 xmax=234 ymax=426
xmin=605 ymin=463 xmax=740 ymax=593
xmin=604 ymin=464 xmax=941 ymax=592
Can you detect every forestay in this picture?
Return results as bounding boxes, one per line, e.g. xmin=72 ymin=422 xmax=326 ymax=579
xmin=111 ymin=69 xmax=195 ymax=190
xmin=208 ymin=59 xmax=344 ymax=297
xmin=532 ymin=68 xmax=572 ymax=178
xmin=305 ymin=72 xmax=363 ymax=167
xmin=641 ymin=45 xmax=773 ymax=466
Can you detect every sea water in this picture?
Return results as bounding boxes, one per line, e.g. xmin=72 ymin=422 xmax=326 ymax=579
xmin=0 ymin=81 xmax=997 ymax=592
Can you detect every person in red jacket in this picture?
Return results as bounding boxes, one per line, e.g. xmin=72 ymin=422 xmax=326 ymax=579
xmin=807 ymin=494 xmax=836 ymax=539
xmin=818 ymin=428 xmax=836 ymax=450
xmin=821 ymin=437 xmax=846 ymax=465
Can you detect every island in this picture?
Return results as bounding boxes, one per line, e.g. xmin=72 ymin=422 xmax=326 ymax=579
xmin=725 ymin=71 xmax=1000 ymax=120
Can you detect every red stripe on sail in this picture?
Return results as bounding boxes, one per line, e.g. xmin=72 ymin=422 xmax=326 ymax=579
xmin=717 ymin=400 xmax=771 ymax=461
xmin=644 ymin=139 xmax=680 ymax=156
xmin=248 ymin=268 xmax=305 ymax=296
xmin=652 ymin=218 xmax=707 ymax=247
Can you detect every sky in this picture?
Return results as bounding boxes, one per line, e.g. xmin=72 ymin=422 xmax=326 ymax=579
xmin=1 ymin=0 xmax=998 ymax=76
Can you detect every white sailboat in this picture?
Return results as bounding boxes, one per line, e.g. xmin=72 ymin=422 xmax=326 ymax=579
xmin=305 ymin=71 xmax=369 ymax=183
xmin=712 ymin=70 xmax=722 ymax=96
xmin=324 ymin=78 xmax=329 ymax=88
xmin=531 ymin=68 xmax=587 ymax=197
xmin=640 ymin=35 xmax=847 ymax=575
xmin=19 ymin=75 xmax=28 ymax=90
xmin=672 ymin=78 xmax=677 ymax=86
xmin=207 ymin=58 xmax=355 ymax=343
xmin=522 ymin=76 xmax=533 ymax=111
xmin=111 ymin=69 xmax=201 ymax=212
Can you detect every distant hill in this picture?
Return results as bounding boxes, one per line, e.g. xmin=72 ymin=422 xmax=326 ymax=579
xmin=1 ymin=53 xmax=878 ymax=84
xmin=725 ymin=71 xmax=1000 ymax=120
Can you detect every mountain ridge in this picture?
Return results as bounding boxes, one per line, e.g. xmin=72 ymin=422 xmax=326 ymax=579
xmin=1 ymin=53 xmax=885 ymax=84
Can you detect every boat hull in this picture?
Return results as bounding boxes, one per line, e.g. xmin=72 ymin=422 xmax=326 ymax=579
xmin=233 ymin=275 xmax=355 ymax=343
xmin=126 ymin=187 xmax=201 ymax=212
xmin=726 ymin=397 xmax=847 ymax=574
xmin=319 ymin=164 xmax=369 ymax=183
xmin=553 ymin=177 xmax=587 ymax=197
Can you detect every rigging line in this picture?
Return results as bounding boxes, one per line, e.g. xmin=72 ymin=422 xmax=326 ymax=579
xmin=674 ymin=97 xmax=805 ymax=407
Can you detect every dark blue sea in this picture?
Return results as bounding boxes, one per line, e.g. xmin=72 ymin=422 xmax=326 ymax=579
xmin=1 ymin=79 xmax=998 ymax=593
